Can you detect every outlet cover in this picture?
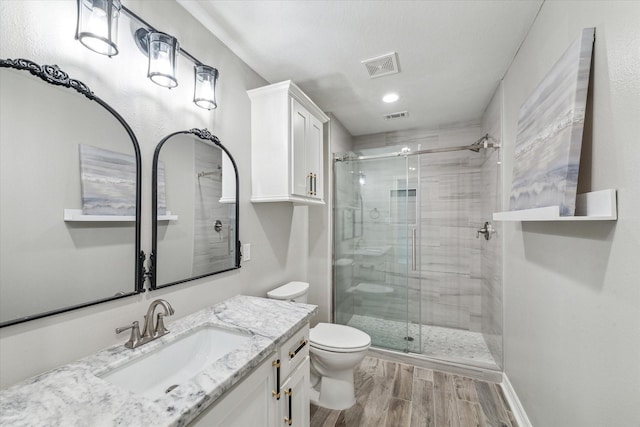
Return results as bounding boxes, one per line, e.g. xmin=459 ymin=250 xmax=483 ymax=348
xmin=242 ymin=243 xmax=251 ymax=261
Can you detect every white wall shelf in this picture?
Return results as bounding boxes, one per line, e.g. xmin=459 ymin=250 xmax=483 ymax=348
xmin=63 ymin=209 xmax=178 ymax=222
xmin=493 ymin=189 xmax=617 ymax=221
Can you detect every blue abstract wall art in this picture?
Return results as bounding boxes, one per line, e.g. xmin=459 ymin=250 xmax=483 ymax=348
xmin=509 ymin=27 xmax=595 ymax=216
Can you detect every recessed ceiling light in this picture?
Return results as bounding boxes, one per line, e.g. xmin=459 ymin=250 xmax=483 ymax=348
xmin=382 ymin=93 xmax=399 ymax=103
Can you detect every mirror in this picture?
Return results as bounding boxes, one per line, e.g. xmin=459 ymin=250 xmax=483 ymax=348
xmin=0 ymin=59 xmax=143 ymax=327
xmin=151 ymin=129 xmax=240 ymax=289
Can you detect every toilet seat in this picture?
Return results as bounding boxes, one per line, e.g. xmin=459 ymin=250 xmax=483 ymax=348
xmin=310 ymin=323 xmax=371 ymax=353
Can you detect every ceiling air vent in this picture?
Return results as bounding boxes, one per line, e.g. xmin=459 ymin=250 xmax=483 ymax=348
xmin=384 ymin=111 xmax=409 ymax=120
xmin=361 ymin=52 xmax=400 ymax=78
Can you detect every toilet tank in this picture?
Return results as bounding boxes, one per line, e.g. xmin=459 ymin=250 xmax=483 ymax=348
xmin=267 ymin=281 xmax=309 ymax=303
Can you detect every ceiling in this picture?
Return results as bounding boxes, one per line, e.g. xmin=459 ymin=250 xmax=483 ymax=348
xmin=177 ymin=0 xmax=543 ymax=137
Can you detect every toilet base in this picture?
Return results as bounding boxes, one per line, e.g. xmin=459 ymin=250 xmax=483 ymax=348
xmin=309 ymin=368 xmax=357 ymax=410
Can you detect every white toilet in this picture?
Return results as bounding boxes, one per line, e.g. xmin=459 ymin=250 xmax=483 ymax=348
xmin=267 ymin=281 xmax=371 ymax=410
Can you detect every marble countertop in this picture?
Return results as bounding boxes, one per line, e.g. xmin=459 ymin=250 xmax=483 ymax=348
xmin=0 ymin=295 xmax=317 ymax=427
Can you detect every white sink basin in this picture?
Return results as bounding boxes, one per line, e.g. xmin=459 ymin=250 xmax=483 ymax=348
xmin=99 ymin=326 xmax=251 ymax=398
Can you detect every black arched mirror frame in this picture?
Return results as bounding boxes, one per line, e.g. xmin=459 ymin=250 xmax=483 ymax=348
xmin=150 ymin=128 xmax=241 ymax=290
xmin=0 ymin=58 xmax=144 ymax=327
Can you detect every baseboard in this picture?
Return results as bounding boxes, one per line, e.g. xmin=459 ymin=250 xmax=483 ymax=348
xmin=368 ymin=347 xmax=503 ymax=383
xmin=501 ymin=373 xmax=532 ymax=427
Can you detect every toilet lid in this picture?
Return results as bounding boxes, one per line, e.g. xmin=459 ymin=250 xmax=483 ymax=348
xmin=310 ymin=323 xmax=371 ymax=352
xmin=267 ymin=281 xmax=309 ymax=300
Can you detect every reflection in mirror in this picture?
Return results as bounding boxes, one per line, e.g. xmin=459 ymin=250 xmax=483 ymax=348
xmin=151 ymin=129 xmax=240 ymax=289
xmin=0 ymin=59 xmax=142 ymax=327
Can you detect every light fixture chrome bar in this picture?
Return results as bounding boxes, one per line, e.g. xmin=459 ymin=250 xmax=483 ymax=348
xmin=335 ymin=134 xmax=500 ymax=162
xmin=121 ymin=5 xmax=203 ymax=66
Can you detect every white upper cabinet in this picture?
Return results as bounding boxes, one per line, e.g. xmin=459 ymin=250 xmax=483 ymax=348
xmin=248 ymin=81 xmax=329 ymax=205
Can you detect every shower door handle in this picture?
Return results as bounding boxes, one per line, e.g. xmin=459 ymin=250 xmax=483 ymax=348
xmin=411 ymin=228 xmax=417 ymax=271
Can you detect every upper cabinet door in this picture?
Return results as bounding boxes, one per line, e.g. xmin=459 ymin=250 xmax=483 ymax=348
xmin=248 ymin=81 xmax=328 ymax=205
xmin=291 ymin=98 xmax=309 ymax=198
xmin=307 ymin=114 xmax=324 ymax=201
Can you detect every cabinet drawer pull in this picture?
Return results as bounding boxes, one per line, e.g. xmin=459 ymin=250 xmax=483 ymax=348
xmin=284 ymin=388 xmax=293 ymax=425
xmin=312 ymin=174 xmax=317 ymax=196
xmin=289 ymin=339 xmax=308 ymax=359
xmin=307 ymin=173 xmax=313 ymax=195
xmin=272 ymin=359 xmax=281 ymax=399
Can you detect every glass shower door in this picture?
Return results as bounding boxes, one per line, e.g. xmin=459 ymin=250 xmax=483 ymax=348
xmin=333 ymin=154 xmax=419 ymax=353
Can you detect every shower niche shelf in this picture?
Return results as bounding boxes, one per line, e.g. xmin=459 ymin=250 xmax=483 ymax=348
xmin=63 ymin=209 xmax=178 ymax=222
xmin=493 ymin=189 xmax=617 ymax=221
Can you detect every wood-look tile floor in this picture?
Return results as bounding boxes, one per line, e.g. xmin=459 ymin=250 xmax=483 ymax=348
xmin=310 ymin=356 xmax=517 ymax=427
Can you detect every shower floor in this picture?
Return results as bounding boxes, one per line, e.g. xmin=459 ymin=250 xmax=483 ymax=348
xmin=346 ymin=314 xmax=497 ymax=368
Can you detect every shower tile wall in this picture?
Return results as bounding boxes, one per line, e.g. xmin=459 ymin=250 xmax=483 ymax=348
xmin=353 ymin=123 xmax=486 ymax=333
xmin=192 ymin=142 xmax=232 ymax=276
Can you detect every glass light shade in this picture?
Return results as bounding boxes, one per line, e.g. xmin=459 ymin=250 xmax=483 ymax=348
xmin=76 ymin=0 xmax=121 ymax=56
xmin=147 ymin=32 xmax=179 ymax=88
xmin=193 ymin=65 xmax=219 ymax=110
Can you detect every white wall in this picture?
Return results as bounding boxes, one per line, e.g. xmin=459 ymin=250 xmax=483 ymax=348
xmin=500 ymin=2 xmax=640 ymax=425
xmin=0 ymin=0 xmax=309 ymax=388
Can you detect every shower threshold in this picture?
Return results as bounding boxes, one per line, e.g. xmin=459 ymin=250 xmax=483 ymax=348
xmin=346 ymin=314 xmax=499 ymax=371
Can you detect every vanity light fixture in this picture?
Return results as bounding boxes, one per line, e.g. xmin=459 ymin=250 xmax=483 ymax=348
xmin=147 ymin=32 xmax=179 ymax=88
xmin=75 ymin=0 xmax=220 ymax=107
xmin=382 ymin=93 xmax=399 ymax=103
xmin=193 ymin=65 xmax=219 ymax=110
xmin=75 ymin=0 xmax=122 ymax=56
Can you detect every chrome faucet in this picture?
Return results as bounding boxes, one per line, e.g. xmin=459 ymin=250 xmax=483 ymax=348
xmin=142 ymin=299 xmax=175 ymax=339
xmin=116 ymin=299 xmax=175 ymax=349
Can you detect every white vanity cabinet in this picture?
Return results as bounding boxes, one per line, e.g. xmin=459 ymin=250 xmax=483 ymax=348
xmin=189 ymin=352 xmax=279 ymax=427
xmin=280 ymin=358 xmax=310 ymax=427
xmin=189 ymin=324 xmax=310 ymax=427
xmin=277 ymin=324 xmax=310 ymax=426
xmin=248 ymin=81 xmax=329 ymax=205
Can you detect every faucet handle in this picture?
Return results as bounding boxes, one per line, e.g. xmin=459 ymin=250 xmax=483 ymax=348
xmin=116 ymin=321 xmax=142 ymax=349
xmin=155 ymin=313 xmax=170 ymax=337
